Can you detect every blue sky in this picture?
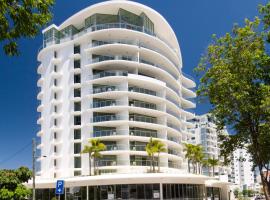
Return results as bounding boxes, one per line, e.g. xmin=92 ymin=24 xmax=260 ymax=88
xmin=0 ymin=0 xmax=267 ymax=169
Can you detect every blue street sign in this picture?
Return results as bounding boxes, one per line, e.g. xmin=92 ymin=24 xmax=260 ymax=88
xmin=55 ymin=180 xmax=64 ymax=195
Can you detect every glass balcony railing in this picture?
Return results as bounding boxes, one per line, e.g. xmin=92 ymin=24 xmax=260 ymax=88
xmin=166 ymin=96 xmax=180 ymax=108
xmin=130 ymin=145 xmax=146 ymax=151
xmin=92 ymin=86 xmax=118 ymax=94
xmin=91 ymin=71 xmax=128 ymax=79
xmin=105 ymin=144 xmax=126 ymax=151
xmin=130 ymin=160 xmax=158 ymax=166
xmin=94 ymin=130 xmax=117 ymax=137
xmin=140 ymin=59 xmax=178 ymax=80
xmin=129 ymin=86 xmax=156 ymax=96
xmin=168 ymin=162 xmax=181 ymax=169
xmin=167 ymin=122 xmax=181 ymax=132
xmin=168 ymin=149 xmax=182 ymax=156
xmin=167 ymin=110 xmax=179 ymax=119
xmin=92 ymin=115 xmax=120 ymax=123
xmin=129 ymin=100 xmax=156 ymax=110
xmin=129 ymin=129 xmax=157 ymax=138
xmin=167 ymin=136 xmax=180 ymax=143
xmin=92 ymin=55 xmax=138 ymax=63
xmin=92 ymin=99 xmax=119 ymax=108
xmin=97 ymin=160 xmax=117 ymax=167
xmin=129 ymin=114 xmax=157 ymax=124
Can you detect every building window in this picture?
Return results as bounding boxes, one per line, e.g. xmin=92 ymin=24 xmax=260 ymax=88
xmin=74 ymin=157 xmax=81 ymax=168
xmin=54 ymin=146 xmax=57 ymax=153
xmin=54 ymin=173 xmax=57 ymax=178
xmin=74 ymin=59 xmax=81 ymax=69
xmin=54 ymin=119 xmax=57 ymax=126
xmin=54 ymin=51 xmax=57 ymax=58
xmin=54 ymin=65 xmax=57 ymax=72
xmin=54 ymin=159 xmax=57 ymax=166
xmin=74 ymin=143 xmax=81 ymax=154
xmin=74 ymin=74 xmax=81 ymax=83
xmin=54 ymin=79 xmax=57 ymax=86
xmin=54 ymin=106 xmax=57 ymax=113
xmin=74 ymin=170 xmax=81 ymax=176
xmin=74 ymin=88 xmax=81 ymax=97
xmin=54 ymin=92 xmax=57 ymax=99
xmin=54 ymin=132 xmax=57 ymax=139
xmin=74 ymin=45 xmax=80 ymax=54
xmin=74 ymin=102 xmax=81 ymax=111
xmin=74 ymin=116 xmax=81 ymax=125
xmin=74 ymin=129 xmax=81 ymax=140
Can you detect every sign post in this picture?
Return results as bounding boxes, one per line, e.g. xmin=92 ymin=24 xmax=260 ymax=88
xmin=55 ymin=180 xmax=64 ymax=200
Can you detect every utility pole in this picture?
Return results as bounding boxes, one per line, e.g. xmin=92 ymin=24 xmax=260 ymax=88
xmin=32 ymin=138 xmax=36 ymax=200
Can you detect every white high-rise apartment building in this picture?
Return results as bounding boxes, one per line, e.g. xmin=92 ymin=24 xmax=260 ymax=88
xmin=230 ymin=149 xmax=255 ymax=190
xmin=190 ymin=114 xmax=230 ymax=181
xmin=33 ymin=1 xmax=230 ymax=199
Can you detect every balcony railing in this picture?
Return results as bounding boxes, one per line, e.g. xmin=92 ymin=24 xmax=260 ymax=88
xmin=94 ymin=130 xmax=117 ymax=137
xmin=168 ymin=149 xmax=182 ymax=156
xmin=167 ymin=136 xmax=180 ymax=143
xmin=168 ymin=162 xmax=181 ymax=169
xmin=166 ymin=96 xmax=180 ymax=108
xmin=167 ymin=110 xmax=179 ymax=119
xmin=91 ymin=115 xmax=120 ymax=123
xmin=130 ymin=145 xmax=146 ymax=151
xmin=129 ymin=114 xmax=157 ymax=124
xmin=129 ymin=100 xmax=156 ymax=110
xmin=92 ymin=55 xmax=138 ymax=63
xmin=130 ymin=160 xmax=158 ymax=166
xmin=105 ymin=144 xmax=126 ymax=151
xmin=129 ymin=129 xmax=157 ymax=138
xmin=91 ymin=86 xmax=118 ymax=94
xmin=42 ymin=23 xmax=177 ymax=58
xmin=167 ymin=122 xmax=181 ymax=132
xmin=97 ymin=160 xmax=117 ymax=167
xmin=129 ymin=86 xmax=156 ymax=96
xmin=91 ymin=71 xmax=128 ymax=79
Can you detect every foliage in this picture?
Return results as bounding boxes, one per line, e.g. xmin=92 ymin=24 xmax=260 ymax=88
xmin=0 ymin=0 xmax=54 ymax=56
xmin=195 ymin=6 xmax=270 ymax=198
xmin=146 ymin=138 xmax=166 ymax=173
xmin=184 ymin=143 xmax=205 ymax=174
xmin=81 ymin=139 xmax=106 ymax=176
xmin=207 ymin=158 xmax=219 ymax=177
xmin=0 ymin=166 xmax=32 ymax=199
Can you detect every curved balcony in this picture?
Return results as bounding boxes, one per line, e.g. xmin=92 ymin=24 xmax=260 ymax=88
xmin=129 ymin=129 xmax=157 ymax=138
xmin=91 ymin=115 xmax=121 ymax=123
xmin=181 ymin=72 xmax=196 ymax=88
xmin=91 ymin=71 xmax=128 ymax=80
xmin=93 ymin=129 xmax=126 ymax=137
xmin=129 ymin=114 xmax=157 ymax=124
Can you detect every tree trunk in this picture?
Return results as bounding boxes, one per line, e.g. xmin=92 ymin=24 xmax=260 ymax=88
xmin=158 ymin=153 xmax=160 ymax=173
xmin=93 ymin=157 xmax=96 ymax=175
xmin=89 ymin=154 xmax=92 ymax=176
xmin=188 ymin=160 xmax=190 ymax=173
xmin=260 ymin=170 xmax=270 ymax=200
xmin=152 ymin=155 xmax=155 ymax=173
xmin=212 ymin=166 xmax=215 ymax=177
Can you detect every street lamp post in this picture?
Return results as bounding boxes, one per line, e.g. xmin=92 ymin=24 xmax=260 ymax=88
xmin=32 ymin=138 xmax=36 ymax=200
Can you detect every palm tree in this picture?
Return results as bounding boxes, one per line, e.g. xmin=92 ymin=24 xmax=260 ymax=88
xmin=207 ymin=157 xmax=219 ymax=177
xmin=155 ymin=141 xmax=167 ymax=173
xmin=146 ymin=137 xmax=156 ymax=172
xmin=81 ymin=145 xmax=94 ymax=176
xmin=81 ymin=139 xmax=106 ymax=176
xmin=184 ymin=143 xmax=204 ymax=174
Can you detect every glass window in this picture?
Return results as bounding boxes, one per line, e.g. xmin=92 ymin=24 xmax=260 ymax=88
xmin=74 ymin=88 xmax=81 ymax=97
xmin=74 ymin=102 xmax=81 ymax=111
xmin=74 ymin=116 xmax=81 ymax=125
xmin=74 ymin=157 xmax=81 ymax=168
xmin=74 ymin=129 xmax=81 ymax=140
xmin=74 ymin=74 xmax=81 ymax=83
xmin=74 ymin=59 xmax=81 ymax=69
xmin=54 ymin=132 xmax=57 ymax=139
xmin=54 ymin=65 xmax=57 ymax=72
xmin=74 ymin=143 xmax=81 ymax=154
xmin=54 ymin=51 xmax=57 ymax=58
xmin=74 ymin=45 xmax=80 ymax=54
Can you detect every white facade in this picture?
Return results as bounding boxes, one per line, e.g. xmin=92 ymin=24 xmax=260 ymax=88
xmin=190 ymin=114 xmax=230 ymax=181
xmin=34 ymin=1 xmax=230 ymax=199
xmin=230 ymin=148 xmax=255 ymax=190
xmin=37 ymin=0 xmax=196 ymax=180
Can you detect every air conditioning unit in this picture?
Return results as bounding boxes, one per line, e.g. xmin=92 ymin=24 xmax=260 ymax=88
xmin=133 ymin=161 xmax=136 ymax=165
xmin=113 ymin=131 xmax=116 ymax=135
xmin=130 ymin=103 xmax=134 ymax=106
xmin=133 ymin=147 xmax=136 ymax=151
xmin=130 ymin=118 xmax=134 ymax=121
xmin=130 ymin=132 xmax=134 ymax=135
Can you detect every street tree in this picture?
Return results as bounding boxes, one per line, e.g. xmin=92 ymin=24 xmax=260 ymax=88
xmin=0 ymin=0 xmax=54 ymax=56
xmin=195 ymin=14 xmax=270 ymax=199
xmin=0 ymin=166 xmax=32 ymax=199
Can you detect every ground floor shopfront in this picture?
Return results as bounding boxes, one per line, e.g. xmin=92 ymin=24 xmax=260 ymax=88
xmin=31 ymin=174 xmax=230 ymax=200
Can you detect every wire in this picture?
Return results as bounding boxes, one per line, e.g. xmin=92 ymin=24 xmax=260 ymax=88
xmin=0 ymin=141 xmax=32 ymax=166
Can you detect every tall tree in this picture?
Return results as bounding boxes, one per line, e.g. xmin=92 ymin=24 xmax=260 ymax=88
xmin=81 ymin=139 xmax=106 ymax=176
xmin=195 ymin=14 xmax=270 ymax=199
xmin=0 ymin=0 xmax=54 ymax=56
xmin=184 ymin=143 xmax=204 ymax=174
xmin=0 ymin=166 xmax=32 ymax=199
xmin=146 ymin=137 xmax=156 ymax=173
xmin=207 ymin=157 xmax=219 ymax=177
